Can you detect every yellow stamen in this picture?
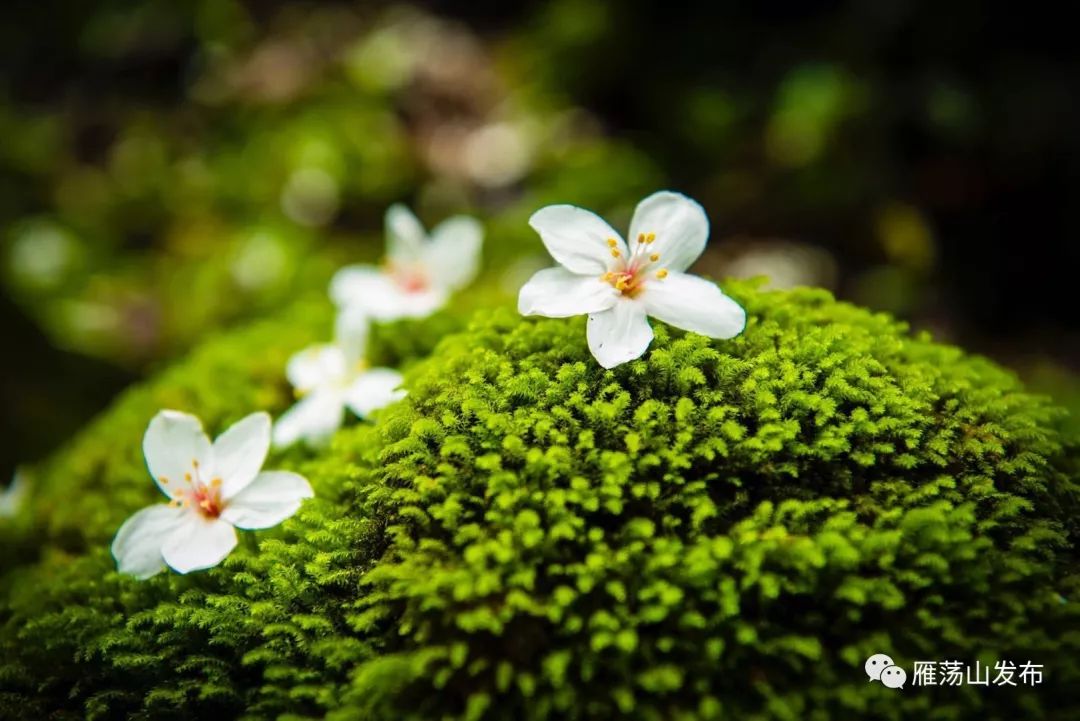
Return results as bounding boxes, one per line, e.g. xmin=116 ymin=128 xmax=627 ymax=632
xmin=184 ymin=473 xmax=191 ymax=482
xmin=606 ymin=238 xmax=618 ymax=247
xmin=646 ymin=232 xmax=656 ymax=243
xmin=650 ymin=253 xmax=660 ymax=262
xmin=656 ymin=269 xmax=669 ymax=279
xmin=610 ymin=249 xmax=620 ymax=258
xmin=211 ymin=478 xmax=222 ymax=488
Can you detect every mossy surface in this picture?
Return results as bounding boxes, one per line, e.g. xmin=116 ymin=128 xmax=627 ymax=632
xmin=2 ymin=281 xmax=1078 ymax=720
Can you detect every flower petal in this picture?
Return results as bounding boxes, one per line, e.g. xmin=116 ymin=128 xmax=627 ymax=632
xmin=220 ymin=471 xmax=313 ymax=530
xmin=334 ymin=305 xmax=370 ymax=369
xmin=586 ymin=300 xmax=654 ymax=369
xmin=643 ymin=271 xmax=746 ymax=339
xmin=627 ymin=191 xmax=709 ymax=272
xmin=329 ymin=264 xmax=383 ymax=307
xmin=111 ymin=504 xmax=189 ymax=579
xmin=529 ymin=204 xmax=627 ymax=275
xmin=161 ymin=515 xmax=237 ymax=574
xmin=286 ymin=344 xmax=347 ymax=394
xmin=143 ymin=410 xmax=212 ymax=498
xmin=385 ymin=203 xmax=427 ymax=263
xmin=518 ymin=266 xmax=618 ymax=318
xmin=213 ymin=412 xmax=271 ymax=500
xmin=374 ymin=285 xmax=447 ymax=320
xmin=425 ymin=216 xmax=484 ymax=291
xmin=344 ymin=368 xmax=406 ymax=418
xmin=0 ymin=470 xmax=29 ymax=518
xmin=329 ymin=265 xmax=448 ymax=321
xmin=272 ymin=390 xmax=345 ymax=448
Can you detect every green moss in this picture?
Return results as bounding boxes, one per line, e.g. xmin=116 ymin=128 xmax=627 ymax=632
xmin=2 ymin=281 xmax=1078 ymax=720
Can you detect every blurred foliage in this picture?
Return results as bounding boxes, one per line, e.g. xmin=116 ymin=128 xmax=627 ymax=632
xmin=0 ymin=1 xmax=662 ymax=473
xmin=512 ymin=0 xmax=1080 ymax=329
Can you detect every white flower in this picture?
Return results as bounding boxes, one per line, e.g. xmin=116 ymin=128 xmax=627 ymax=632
xmin=0 ymin=469 xmax=29 ymax=519
xmin=273 ymin=307 xmax=406 ymax=448
xmin=330 ymin=204 xmax=483 ymax=321
xmin=112 ymin=411 xmax=313 ymax=579
xmin=518 ymin=190 xmax=746 ymax=368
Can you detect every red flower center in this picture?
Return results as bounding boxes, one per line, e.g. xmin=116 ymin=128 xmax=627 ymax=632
xmin=191 ymin=482 xmax=223 ymax=518
xmin=163 ymin=459 xmax=224 ymax=518
xmin=388 ymin=262 xmax=430 ymax=294
xmin=602 ymin=232 xmax=668 ymax=298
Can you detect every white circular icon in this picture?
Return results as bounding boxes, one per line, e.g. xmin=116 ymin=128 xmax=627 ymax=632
xmin=865 ymin=653 xmax=906 ymax=690
xmin=881 ymin=665 xmax=907 ymax=689
xmin=865 ymin=653 xmax=895 ymax=682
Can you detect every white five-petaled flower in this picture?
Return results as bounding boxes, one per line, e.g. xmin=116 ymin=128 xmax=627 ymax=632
xmin=273 ymin=307 xmax=406 ymax=448
xmin=518 ymin=191 xmax=746 ymax=368
xmin=112 ymin=410 xmax=313 ymax=579
xmin=330 ymin=204 xmax=483 ymax=321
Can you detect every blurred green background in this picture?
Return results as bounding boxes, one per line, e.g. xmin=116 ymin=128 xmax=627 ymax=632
xmin=2 ymin=0 xmax=1078 ymax=482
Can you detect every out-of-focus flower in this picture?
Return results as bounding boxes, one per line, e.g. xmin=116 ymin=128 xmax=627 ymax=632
xmin=7 ymin=220 xmax=81 ymax=291
xmin=273 ymin=307 xmax=405 ymax=448
xmin=463 ymin=121 xmax=535 ymax=188
xmin=230 ymin=229 xmax=291 ymax=292
xmin=280 ymin=167 xmax=341 ymax=228
xmin=112 ymin=411 xmax=312 ymax=579
xmin=519 ymin=191 xmax=746 ymax=368
xmin=717 ymin=239 xmax=838 ymax=290
xmin=195 ymin=33 xmax=331 ymax=106
xmin=0 ymin=470 xmax=30 ymax=519
xmin=330 ymin=204 xmax=483 ymax=321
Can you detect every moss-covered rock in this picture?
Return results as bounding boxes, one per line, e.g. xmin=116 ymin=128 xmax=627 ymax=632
xmin=2 ymin=281 xmax=1078 ymax=720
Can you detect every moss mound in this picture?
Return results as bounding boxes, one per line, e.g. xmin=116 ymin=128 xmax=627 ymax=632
xmin=2 ymin=282 xmax=1078 ymax=720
